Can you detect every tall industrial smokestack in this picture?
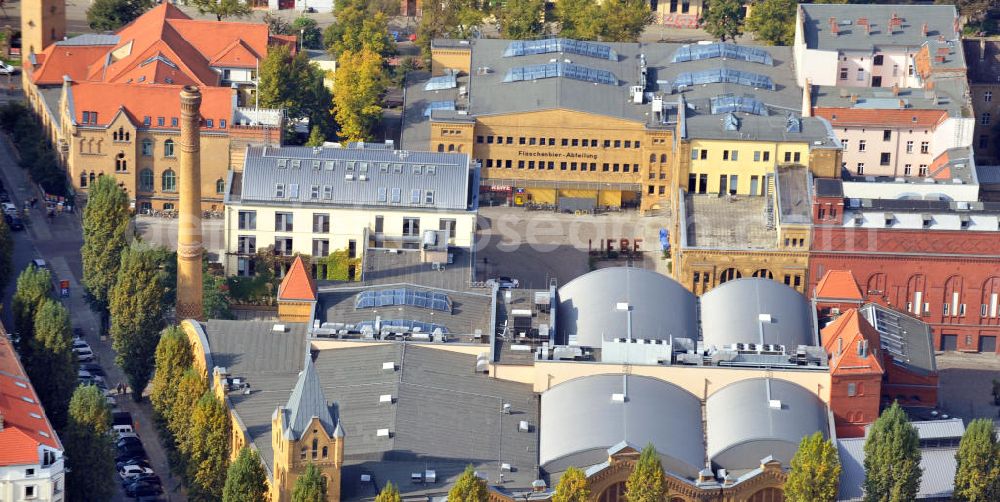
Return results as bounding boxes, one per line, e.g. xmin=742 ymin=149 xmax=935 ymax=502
xmin=176 ymin=85 xmax=204 ymax=320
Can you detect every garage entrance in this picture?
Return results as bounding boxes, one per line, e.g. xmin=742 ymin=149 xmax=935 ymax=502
xmin=940 ymin=334 xmax=958 ymax=351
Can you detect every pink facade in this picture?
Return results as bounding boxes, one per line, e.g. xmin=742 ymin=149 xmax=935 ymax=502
xmin=828 ymin=125 xmax=935 ymax=177
xmin=834 ymin=50 xmax=921 ymax=89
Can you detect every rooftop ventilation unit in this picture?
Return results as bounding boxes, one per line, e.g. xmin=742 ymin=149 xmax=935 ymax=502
xmin=611 ymin=393 xmax=627 ymax=402
xmin=502 ymin=403 xmax=512 ymax=414
xmin=345 ymin=174 xmax=355 ymax=181
xmin=376 ymin=428 xmax=391 ymax=437
xmin=501 ymin=463 xmax=513 ymax=472
xmin=425 ymin=470 xmax=437 ymax=483
xmin=381 ymin=362 xmax=396 ymax=371
xmin=272 ymin=324 xmax=286 ymax=333
xmin=360 ymin=474 xmax=372 ymax=482
xmin=519 ymin=420 xmax=530 ymax=432
xmin=379 ymin=394 xmax=393 ymax=404
xmin=768 ymin=399 xmax=782 ymax=409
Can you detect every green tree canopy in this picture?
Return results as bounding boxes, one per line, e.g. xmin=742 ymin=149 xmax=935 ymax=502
xmin=324 ymin=9 xmax=395 ymax=58
xmin=189 ymin=0 xmax=252 ymax=21
xmin=552 ymin=466 xmax=590 ymax=502
xmin=110 ymin=243 xmax=166 ymax=401
xmin=953 ymin=418 xmax=1000 ymax=502
xmin=555 ymin=0 xmax=650 ymax=41
xmin=185 ymin=391 xmax=232 ymax=501
xmin=863 ymin=402 xmax=922 ymax=502
xmin=498 ymin=0 xmax=545 ymax=39
xmin=448 ymin=465 xmax=488 ymax=502
xmin=702 ymin=0 xmax=744 ymax=42
xmin=150 ymin=325 xmax=194 ymax=419
xmin=27 ymin=299 xmax=77 ymax=429
xmin=555 ymin=0 xmax=600 ymax=39
xmin=12 ymin=265 xmax=52 ymax=356
xmin=626 ymin=443 xmax=666 ymax=502
xmin=170 ymin=369 xmax=208 ymax=454
xmin=258 ymin=45 xmax=334 ymax=138
xmin=785 ymin=431 xmax=841 ymax=502
xmin=86 ymin=0 xmax=152 ymax=31
xmin=292 ymin=463 xmax=329 ymax=502
xmin=293 ymin=17 xmax=323 ymax=50
xmin=222 ymin=447 xmax=269 ymax=502
xmin=745 ymin=0 xmax=796 ymax=45
xmin=82 ymin=175 xmax=131 ymax=329
xmin=416 ymin=0 xmax=482 ymax=58
xmin=64 ymin=385 xmax=116 ymax=501
xmin=305 ymin=125 xmax=326 ymax=147
xmin=375 ymin=481 xmax=402 ymax=502
xmin=333 ymin=48 xmax=387 ymax=142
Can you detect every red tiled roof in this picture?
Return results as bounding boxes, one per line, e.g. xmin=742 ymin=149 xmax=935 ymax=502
xmin=209 ymin=39 xmax=262 ymax=68
xmin=31 ymin=45 xmax=116 ymax=85
xmin=69 ymin=82 xmax=234 ymax=129
xmin=820 ymin=309 xmax=885 ymax=376
xmin=278 ymin=256 xmax=318 ymax=302
xmin=815 ymin=270 xmax=863 ymax=301
xmin=0 ymin=333 xmax=61 ymax=465
xmin=813 ymin=108 xmax=947 ymax=128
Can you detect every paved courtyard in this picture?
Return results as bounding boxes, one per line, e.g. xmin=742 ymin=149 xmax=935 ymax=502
xmin=935 ymin=351 xmax=1000 ymax=423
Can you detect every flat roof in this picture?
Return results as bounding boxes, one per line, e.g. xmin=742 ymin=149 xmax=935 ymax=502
xmin=799 ymin=4 xmax=959 ymax=52
xmin=683 ymin=194 xmax=776 ymax=249
xmin=358 ymin=247 xmax=476 ymax=291
xmin=812 ymin=85 xmax=965 ymax=119
xmin=775 ymin=166 xmax=812 ymax=224
xmin=859 ymin=303 xmax=936 ymax=376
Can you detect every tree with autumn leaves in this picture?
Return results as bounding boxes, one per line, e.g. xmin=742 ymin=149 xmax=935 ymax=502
xmin=333 ymin=48 xmax=387 ymax=143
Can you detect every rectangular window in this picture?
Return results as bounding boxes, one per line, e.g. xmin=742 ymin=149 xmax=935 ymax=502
xmin=624 ymin=140 xmax=632 ymax=148
xmin=858 ymin=140 xmax=866 ymax=152
xmin=762 ymin=151 xmax=770 ymax=162
xmin=310 ymin=185 xmax=320 ymax=199
xmin=206 ymin=119 xmax=213 ymax=128
xmin=883 ymin=130 xmax=891 ymax=141
xmin=793 ymin=152 xmax=800 ymax=162
xmin=157 ymin=117 xmax=165 ymax=127
xmin=424 ymin=190 xmax=435 ymax=204
xmin=312 ymin=239 xmax=330 ymax=257
xmin=561 ymin=138 xmax=569 ymax=146
xmin=985 ymin=91 xmax=993 ymax=103
xmin=700 ymin=149 xmax=707 ymax=160
xmin=920 ymin=141 xmax=929 ymax=154
xmin=237 ymin=235 xmax=256 ymax=254
xmin=723 ymin=150 xmax=730 ymax=161
xmin=313 ymin=213 xmax=329 ymax=233
xmin=25 ymin=486 xmax=36 ymax=499
xmin=171 ymin=117 xmax=179 ymax=127
xmin=691 ymin=149 xmax=698 ymax=160
xmin=784 ymin=152 xmax=791 ymax=162
xmin=919 ymin=164 xmax=928 ymax=176
xmin=274 ymin=237 xmax=293 ymax=256
xmin=856 ymin=68 xmax=864 ymax=81
xmin=857 ymin=163 xmax=864 ymax=175
xmin=275 ymin=212 xmax=293 ymax=232
xmin=906 ymin=140 xmax=913 ymax=153
xmin=880 ymin=152 xmax=891 ymax=166
xmin=983 ymin=113 xmax=992 ymax=125
xmin=904 ymin=164 xmax=912 ymax=176
xmin=847 ymin=382 xmax=856 ymax=396
xmin=839 ymin=68 xmax=848 ymax=80
xmin=604 ymin=140 xmax=611 ymax=148
xmin=238 ymin=210 xmax=256 ymax=230
xmin=390 ymin=188 xmax=401 ymax=203
xmin=220 ymin=119 xmax=226 ymax=129
xmin=402 ymin=217 xmax=420 ymax=236
xmin=753 ymin=151 xmax=760 ymax=162
xmin=142 ymin=141 xmax=153 ymax=156
xmin=274 ymin=183 xmax=285 ymax=198
xmin=439 ymin=219 xmax=456 ymax=239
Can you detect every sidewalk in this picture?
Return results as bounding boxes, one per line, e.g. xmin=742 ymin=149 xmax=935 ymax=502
xmin=0 ymin=131 xmax=187 ymax=501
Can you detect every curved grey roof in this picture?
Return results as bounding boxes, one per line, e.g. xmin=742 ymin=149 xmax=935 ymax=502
xmin=539 ymin=374 xmax=704 ymax=477
xmin=705 ymin=378 xmax=827 ymax=470
xmin=557 ymin=267 xmax=697 ymax=347
xmin=700 ymin=278 xmax=814 ymax=349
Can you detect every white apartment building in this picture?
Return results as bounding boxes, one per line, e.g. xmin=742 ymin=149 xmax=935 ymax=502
xmin=793 ymin=4 xmax=960 ymax=88
xmin=224 ymin=144 xmax=479 ymax=277
xmin=0 ymin=335 xmax=65 ymax=502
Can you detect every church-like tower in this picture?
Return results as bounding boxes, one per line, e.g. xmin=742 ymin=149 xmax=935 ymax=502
xmin=20 ymin=0 xmax=65 ymax=56
xmin=177 ymin=86 xmax=204 ymax=320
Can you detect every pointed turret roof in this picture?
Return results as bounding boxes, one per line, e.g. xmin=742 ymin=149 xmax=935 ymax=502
xmin=277 ymin=256 xmax=318 ymax=302
xmin=283 ymin=354 xmax=337 ymax=440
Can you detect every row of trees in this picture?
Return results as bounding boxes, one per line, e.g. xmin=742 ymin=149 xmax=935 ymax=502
xmin=0 ymin=103 xmax=69 ymax=197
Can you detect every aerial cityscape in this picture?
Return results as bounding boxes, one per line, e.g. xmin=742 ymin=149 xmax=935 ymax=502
xmin=0 ymin=0 xmax=998 ymax=500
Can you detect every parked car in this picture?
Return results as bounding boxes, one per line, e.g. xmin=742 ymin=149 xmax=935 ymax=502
xmin=113 ymin=411 xmax=134 ymax=427
xmin=119 ymin=464 xmax=154 ymax=480
xmin=116 ymin=458 xmax=151 ymax=471
xmin=78 ymin=370 xmax=105 ymax=386
xmin=5 ymin=215 xmax=24 ymax=231
xmin=72 ymin=339 xmax=91 ymax=350
xmin=113 ymin=424 xmax=135 ymax=436
xmin=31 ymin=258 xmax=48 ymax=269
xmin=74 ymin=349 xmax=95 ymax=363
xmin=115 ymin=446 xmax=146 ymax=463
xmin=125 ymin=482 xmax=163 ymax=498
xmin=79 ymin=362 xmax=104 ymax=376
xmin=0 ymin=62 xmax=16 ymax=75
xmin=106 ymin=395 xmax=118 ymax=408
xmin=487 ymin=276 xmax=520 ymax=289
xmin=122 ymin=474 xmax=161 ymax=488
xmin=2 ymin=202 xmax=17 ymax=215
xmin=116 ymin=436 xmax=142 ymax=449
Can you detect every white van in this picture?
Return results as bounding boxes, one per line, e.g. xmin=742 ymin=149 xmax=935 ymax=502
xmin=113 ymin=424 xmax=134 ymax=436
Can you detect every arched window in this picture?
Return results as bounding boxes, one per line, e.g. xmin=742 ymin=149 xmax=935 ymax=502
xmin=80 ymin=171 xmax=88 ymax=187
xmin=752 ymin=269 xmax=773 ymax=279
xmin=162 ymin=170 xmax=176 ymax=192
xmin=660 ymin=153 xmax=667 ymax=163
xmin=649 ymin=153 xmax=656 ymax=162
xmin=216 ymin=178 xmax=225 ymax=194
xmin=164 ymin=139 xmax=175 ymax=157
xmin=437 ymin=144 xmax=444 ymax=152
xmin=115 ymin=153 xmax=127 ymax=172
xmin=447 ymin=144 xmax=455 ymax=152
xmin=321 ymin=446 xmax=328 ymax=458
xmin=139 ymin=169 xmax=154 ymax=192
xmin=720 ymin=268 xmax=742 ymax=283
xmin=299 ymin=447 xmax=307 ymax=460
xmin=747 ymin=487 xmax=783 ymax=502
xmin=598 ymin=482 xmax=626 ymax=502
xmin=89 ymin=172 xmax=96 ymax=184
xmin=163 ymin=203 xmax=175 ymax=212
xmin=311 ymin=438 xmax=318 ymax=459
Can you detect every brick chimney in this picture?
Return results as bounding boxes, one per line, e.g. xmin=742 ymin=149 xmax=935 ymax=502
xmin=850 ymin=93 xmax=859 ymax=104
xmin=802 ymin=78 xmax=813 ymax=117
xmin=830 ymin=17 xmax=839 ymax=36
xmin=176 ymin=86 xmax=204 ymax=321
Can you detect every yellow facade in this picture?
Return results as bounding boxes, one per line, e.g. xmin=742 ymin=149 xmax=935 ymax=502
xmin=430 ymin=46 xmax=472 ymax=76
xmin=20 ymin=0 xmax=65 ymax=56
xmin=684 ymin=139 xmax=812 ymax=195
xmin=676 ymin=249 xmax=810 ymax=296
xmin=271 ymin=415 xmax=343 ymax=502
xmin=431 ymin=109 xmax=674 ymax=212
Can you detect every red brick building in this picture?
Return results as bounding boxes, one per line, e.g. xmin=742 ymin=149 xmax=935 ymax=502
xmin=810 ymin=179 xmax=1000 ymax=353
xmin=820 ymin=308 xmax=884 ymax=438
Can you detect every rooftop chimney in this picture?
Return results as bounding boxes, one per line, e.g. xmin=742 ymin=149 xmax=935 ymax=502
xmin=850 ymin=93 xmax=859 ymax=104
xmin=922 ymin=23 xmax=928 ymax=37
xmin=891 ymin=84 xmax=899 ymax=96
xmin=830 ymin=17 xmax=839 ymax=36
xmin=981 ymin=39 xmax=987 ymax=62
xmin=176 ymin=86 xmax=205 ymax=321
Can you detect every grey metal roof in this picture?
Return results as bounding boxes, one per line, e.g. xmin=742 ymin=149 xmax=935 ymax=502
xmin=815 ymin=178 xmax=844 ymax=198
xmin=700 ymin=279 xmax=815 ymax=349
xmin=681 ymin=113 xmax=838 ymax=146
xmin=837 ymin=437 xmax=959 ymax=501
xmin=282 ymin=355 xmax=339 ymax=440
xmin=539 ymin=374 xmax=704 ymax=477
xmin=977 ymin=164 xmax=1000 ymax=184
xmin=858 ymin=303 xmax=936 ymax=376
xmin=799 ymin=4 xmax=959 ymax=52
xmin=705 ymin=378 xmax=827 ymax=470
xmin=556 ymin=267 xmax=698 ymax=347
xmin=317 ymin=284 xmax=493 ymax=336
xmin=56 ymin=34 xmax=120 ymax=46
xmin=776 ymin=166 xmax=813 ymax=224
xmin=812 ymin=85 xmax=966 ymax=119
xmin=236 ymin=145 xmax=473 ymax=211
